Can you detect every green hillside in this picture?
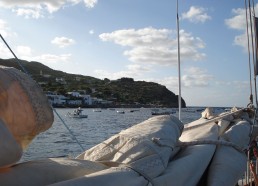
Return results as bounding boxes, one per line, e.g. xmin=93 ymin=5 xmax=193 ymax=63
xmin=0 ymin=58 xmax=186 ymax=108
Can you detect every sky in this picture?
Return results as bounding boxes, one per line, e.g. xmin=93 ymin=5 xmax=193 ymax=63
xmin=0 ymin=0 xmax=257 ymax=107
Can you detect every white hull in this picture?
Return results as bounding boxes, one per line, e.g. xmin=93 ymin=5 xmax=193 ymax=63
xmin=67 ymin=112 xmax=88 ymax=118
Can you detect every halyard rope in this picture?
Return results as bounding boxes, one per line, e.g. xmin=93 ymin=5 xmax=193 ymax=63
xmin=245 ymin=0 xmax=253 ymax=104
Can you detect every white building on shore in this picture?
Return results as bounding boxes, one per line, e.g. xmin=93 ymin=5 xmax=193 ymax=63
xmin=46 ymin=90 xmax=111 ymax=107
xmin=46 ymin=92 xmax=67 ymax=106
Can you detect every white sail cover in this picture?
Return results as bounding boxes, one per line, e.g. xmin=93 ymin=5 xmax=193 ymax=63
xmin=151 ymin=118 xmax=218 ymax=186
xmin=207 ymin=120 xmax=251 ymax=185
xmin=76 ymin=115 xmax=184 ymax=179
xmin=0 ymin=110 xmax=254 ymax=186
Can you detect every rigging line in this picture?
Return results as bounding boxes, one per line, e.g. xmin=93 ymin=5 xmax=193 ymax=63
xmin=245 ymin=0 xmax=253 ymax=104
xmin=53 ymin=108 xmax=84 ymax=151
xmin=248 ymin=0 xmax=258 ymax=107
xmin=176 ymin=0 xmax=182 ymax=121
xmin=0 ymin=33 xmax=85 ymax=152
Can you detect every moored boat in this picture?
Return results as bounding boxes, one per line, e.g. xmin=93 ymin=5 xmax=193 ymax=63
xmin=151 ymin=110 xmax=176 ymax=115
xmin=93 ymin=109 xmax=101 ymax=112
xmin=117 ymin=110 xmax=125 ymax=114
xmin=67 ymin=107 xmax=88 ymax=118
xmin=67 ymin=112 xmax=88 ymax=118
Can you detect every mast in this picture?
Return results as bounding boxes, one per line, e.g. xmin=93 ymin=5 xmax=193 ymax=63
xmin=251 ymin=0 xmax=258 ymax=108
xmin=177 ymin=0 xmax=182 ymax=120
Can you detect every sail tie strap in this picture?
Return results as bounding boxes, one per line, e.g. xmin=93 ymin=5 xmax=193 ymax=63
xmin=95 ymin=161 xmax=155 ymax=186
xmin=177 ymin=139 xmax=245 ymax=153
xmin=123 ymin=164 xmax=155 ymax=186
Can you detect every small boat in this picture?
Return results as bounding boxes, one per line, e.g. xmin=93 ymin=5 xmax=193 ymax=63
xmin=67 ymin=112 xmax=88 ymax=118
xmin=93 ymin=109 xmax=101 ymax=112
xmin=117 ymin=110 xmax=125 ymax=114
xmin=129 ymin=109 xmax=139 ymax=112
xmin=151 ymin=111 xmax=176 ymax=115
xmin=182 ymin=108 xmax=196 ymax=113
xmin=67 ymin=108 xmax=88 ymax=118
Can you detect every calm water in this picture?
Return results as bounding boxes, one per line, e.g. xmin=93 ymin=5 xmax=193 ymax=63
xmin=21 ymin=107 xmax=212 ymax=162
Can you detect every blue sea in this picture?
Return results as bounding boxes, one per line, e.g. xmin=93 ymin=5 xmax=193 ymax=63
xmin=21 ymin=107 xmax=221 ymax=162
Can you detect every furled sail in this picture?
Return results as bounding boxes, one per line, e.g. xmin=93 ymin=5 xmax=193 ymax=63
xmin=0 ymin=66 xmax=54 ymax=168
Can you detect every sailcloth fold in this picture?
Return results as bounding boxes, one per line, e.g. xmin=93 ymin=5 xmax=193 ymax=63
xmin=207 ymin=120 xmax=251 ymax=185
xmin=0 ymin=108 xmax=254 ymax=186
xmin=151 ymin=118 xmax=219 ymax=186
xmin=76 ymin=115 xmax=184 ymax=179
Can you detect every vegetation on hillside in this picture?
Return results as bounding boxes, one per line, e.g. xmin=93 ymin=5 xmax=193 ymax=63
xmin=0 ymin=58 xmax=186 ymax=108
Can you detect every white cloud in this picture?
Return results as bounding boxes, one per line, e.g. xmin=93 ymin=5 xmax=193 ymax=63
xmin=0 ymin=43 xmax=14 ymax=58
xmin=94 ymin=69 xmax=138 ymax=80
xmin=158 ymin=76 xmax=179 ymax=93
xmin=15 ymin=53 xmax=71 ymax=65
xmin=13 ymin=8 xmax=42 ymax=19
xmin=159 ymin=67 xmax=213 ymax=92
xmin=28 ymin=53 xmax=72 ymax=63
xmin=182 ymin=67 xmax=213 ymax=87
xmin=99 ymin=27 xmax=206 ymax=66
xmin=127 ymin=64 xmax=150 ymax=71
xmin=225 ymin=8 xmax=246 ymax=31
xmin=0 ymin=41 xmax=71 ymax=65
xmin=0 ymin=19 xmax=16 ymax=38
xmin=16 ymin=45 xmax=32 ymax=56
xmin=100 ymin=27 xmax=174 ymax=47
xmin=0 ymin=0 xmax=66 ymax=16
xmin=94 ymin=64 xmax=151 ymax=80
xmin=0 ymin=0 xmax=98 ymax=19
xmin=84 ymin=0 xmax=97 ymax=8
xmin=225 ymin=8 xmax=247 ymax=49
xmin=182 ymin=6 xmax=211 ymax=23
xmin=51 ymin=37 xmax=75 ymax=48
xmin=215 ymin=80 xmax=249 ymax=89
xmin=12 ymin=45 xmax=72 ymax=64
xmin=225 ymin=4 xmax=258 ymax=49
xmin=89 ymin=29 xmax=94 ymax=34
xmin=0 ymin=19 xmax=17 ymax=58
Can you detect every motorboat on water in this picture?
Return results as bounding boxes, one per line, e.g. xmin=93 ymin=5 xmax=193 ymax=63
xmin=67 ymin=108 xmax=88 ymax=118
xmin=67 ymin=112 xmax=88 ymax=118
xmin=93 ymin=109 xmax=102 ymax=112
xmin=151 ymin=110 xmax=176 ymax=115
xmin=117 ymin=110 xmax=125 ymax=114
